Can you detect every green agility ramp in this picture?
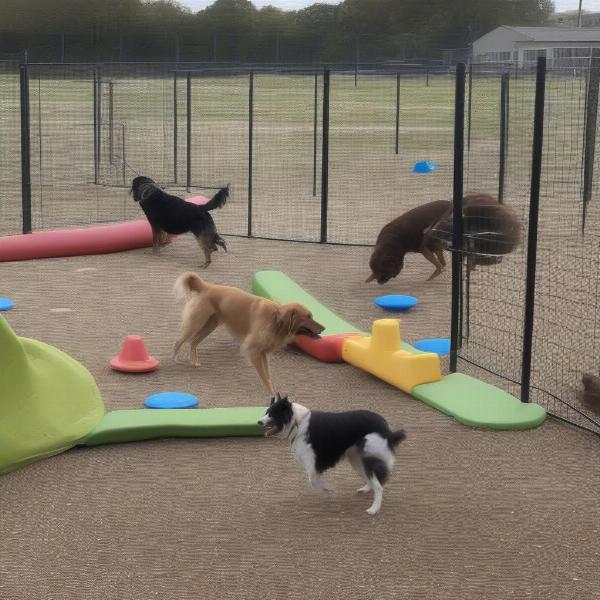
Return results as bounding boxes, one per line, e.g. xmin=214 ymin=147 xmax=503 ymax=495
xmin=412 ymin=373 xmax=546 ymax=430
xmin=251 ymin=271 xmax=546 ymax=431
xmin=252 ymin=270 xmax=363 ymax=336
xmin=79 ymin=407 xmax=265 ymax=446
xmin=0 ymin=315 xmax=104 ymax=475
xmin=252 ymin=270 xmax=419 ymax=355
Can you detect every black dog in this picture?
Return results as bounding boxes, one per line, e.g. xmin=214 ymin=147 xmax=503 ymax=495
xmin=131 ymin=176 xmax=229 ymax=267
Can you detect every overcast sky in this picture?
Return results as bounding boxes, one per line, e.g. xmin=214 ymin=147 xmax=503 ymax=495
xmin=177 ymin=0 xmax=600 ymax=12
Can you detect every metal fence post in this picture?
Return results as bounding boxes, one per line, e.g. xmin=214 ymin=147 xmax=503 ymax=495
xmin=395 ymin=73 xmax=400 ymax=154
xmin=320 ymin=68 xmax=330 ymax=243
xmin=186 ymin=71 xmax=191 ymax=191
xmin=97 ymin=65 xmax=102 ymax=167
xmin=248 ymin=72 xmax=254 ymax=237
xmin=173 ymin=71 xmax=178 ymax=184
xmin=467 ymin=62 xmax=473 ymax=152
xmin=121 ymin=124 xmax=126 ymax=185
xmin=313 ymin=72 xmax=318 ymax=197
xmin=93 ymin=68 xmax=98 ymax=185
xmin=354 ymin=37 xmax=360 ymax=88
xmin=449 ymin=62 xmax=466 ymax=373
xmin=19 ymin=63 xmax=32 ymax=234
xmin=108 ymin=80 xmax=114 ymax=165
xmin=498 ymin=72 xmax=509 ymax=203
xmin=582 ymin=56 xmax=599 ymax=233
xmin=520 ymin=56 xmax=547 ymax=403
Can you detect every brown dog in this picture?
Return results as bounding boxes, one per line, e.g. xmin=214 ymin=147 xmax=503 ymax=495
xmin=425 ymin=193 xmax=522 ymax=274
xmin=366 ymin=200 xmax=451 ymax=284
xmin=173 ymin=273 xmax=325 ymax=395
xmin=367 ymin=195 xmax=522 ymax=284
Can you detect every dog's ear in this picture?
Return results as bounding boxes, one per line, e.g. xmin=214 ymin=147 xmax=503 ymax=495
xmin=269 ymin=396 xmax=276 ymax=406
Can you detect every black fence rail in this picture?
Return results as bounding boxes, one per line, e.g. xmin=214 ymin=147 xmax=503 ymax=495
xmin=1 ymin=59 xmax=599 ymax=436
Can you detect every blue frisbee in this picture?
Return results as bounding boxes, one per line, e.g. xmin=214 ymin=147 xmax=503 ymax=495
xmin=413 ymin=338 xmax=450 ymax=356
xmin=374 ymin=294 xmax=418 ymax=311
xmin=413 ymin=160 xmax=439 ymax=173
xmin=0 ymin=297 xmax=15 ymax=312
xmin=144 ymin=392 xmax=199 ymax=409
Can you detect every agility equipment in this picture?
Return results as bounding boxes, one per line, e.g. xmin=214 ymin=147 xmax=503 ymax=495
xmin=374 ymin=294 xmax=418 ymax=311
xmin=144 ymin=392 xmax=199 ymax=409
xmin=79 ymin=407 xmax=265 ymax=446
xmin=252 ymin=271 xmax=418 ymax=362
xmin=342 ymin=320 xmax=441 ymax=393
xmin=412 ymin=374 xmax=546 ymax=430
xmin=413 ymin=338 xmax=450 ymax=356
xmin=0 ymin=297 xmax=15 ymax=311
xmin=0 ymin=196 xmax=209 ymax=262
xmin=252 ymin=271 xmax=546 ymax=430
xmin=110 ymin=335 xmax=159 ymax=373
xmin=0 ymin=315 xmax=104 ymax=475
xmin=413 ymin=160 xmax=439 ymax=173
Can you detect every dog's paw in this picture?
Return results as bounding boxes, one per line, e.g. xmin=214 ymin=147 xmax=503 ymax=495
xmin=366 ymin=506 xmax=380 ymax=515
xmin=357 ymin=485 xmax=371 ymax=494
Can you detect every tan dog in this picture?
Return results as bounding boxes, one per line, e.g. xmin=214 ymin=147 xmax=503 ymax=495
xmin=173 ymin=273 xmax=325 ymax=395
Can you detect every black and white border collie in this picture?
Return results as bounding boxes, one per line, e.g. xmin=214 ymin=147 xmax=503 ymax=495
xmin=258 ymin=394 xmax=406 ymax=515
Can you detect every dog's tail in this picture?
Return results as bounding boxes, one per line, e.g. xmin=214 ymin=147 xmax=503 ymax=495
xmin=201 ymin=185 xmax=229 ymax=211
xmin=173 ymin=272 xmax=206 ymax=302
xmin=387 ymin=429 xmax=407 ymax=450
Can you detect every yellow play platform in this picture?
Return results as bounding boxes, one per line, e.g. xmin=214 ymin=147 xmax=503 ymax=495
xmin=342 ymin=319 xmax=442 ymax=393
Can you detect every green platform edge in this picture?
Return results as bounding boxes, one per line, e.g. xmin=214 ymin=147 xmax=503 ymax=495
xmin=251 ymin=270 xmax=419 ymax=354
xmin=79 ymin=407 xmax=266 ymax=446
xmin=251 ymin=271 xmax=546 ymax=431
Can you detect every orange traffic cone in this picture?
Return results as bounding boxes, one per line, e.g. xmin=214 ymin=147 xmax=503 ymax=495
xmin=110 ymin=335 xmax=159 ymax=373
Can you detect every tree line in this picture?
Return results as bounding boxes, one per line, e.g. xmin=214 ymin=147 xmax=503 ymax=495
xmin=0 ymin=0 xmax=554 ymax=63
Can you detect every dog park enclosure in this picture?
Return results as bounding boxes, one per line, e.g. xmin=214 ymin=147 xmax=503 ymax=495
xmin=0 ymin=59 xmax=599 ymax=435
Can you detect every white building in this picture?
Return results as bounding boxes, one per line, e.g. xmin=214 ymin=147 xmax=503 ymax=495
xmin=472 ymin=26 xmax=600 ymax=67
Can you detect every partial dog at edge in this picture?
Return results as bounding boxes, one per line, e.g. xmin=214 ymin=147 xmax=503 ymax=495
xmin=131 ymin=175 xmax=229 ymax=268
xmin=258 ymin=394 xmax=406 ymax=515
xmin=173 ymin=273 xmax=324 ymax=395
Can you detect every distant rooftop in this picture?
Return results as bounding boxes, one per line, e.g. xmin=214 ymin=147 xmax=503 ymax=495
xmin=503 ymin=26 xmax=600 ymax=42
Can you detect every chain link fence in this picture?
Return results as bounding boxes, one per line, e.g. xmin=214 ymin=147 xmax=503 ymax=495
xmin=0 ymin=59 xmax=599 ymax=435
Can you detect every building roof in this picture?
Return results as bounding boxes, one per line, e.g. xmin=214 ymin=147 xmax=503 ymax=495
xmin=501 ymin=26 xmax=600 ymax=43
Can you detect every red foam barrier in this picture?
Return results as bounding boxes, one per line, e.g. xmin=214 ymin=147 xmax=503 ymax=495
xmin=294 ymin=333 xmax=363 ymax=363
xmin=0 ymin=196 xmax=208 ymax=262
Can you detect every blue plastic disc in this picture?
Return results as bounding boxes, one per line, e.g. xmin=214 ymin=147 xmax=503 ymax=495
xmin=413 ymin=338 xmax=450 ymax=356
xmin=412 ymin=160 xmax=439 ymax=173
xmin=144 ymin=392 xmax=199 ymax=409
xmin=0 ymin=297 xmax=15 ymax=312
xmin=374 ymin=294 xmax=418 ymax=311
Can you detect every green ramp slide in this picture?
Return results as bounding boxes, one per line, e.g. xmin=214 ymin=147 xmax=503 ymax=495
xmin=412 ymin=374 xmax=546 ymax=430
xmin=251 ymin=271 xmax=546 ymax=430
xmin=252 ymin=270 xmax=419 ymax=353
xmin=79 ymin=407 xmax=266 ymax=446
xmin=0 ymin=315 xmax=104 ymax=475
